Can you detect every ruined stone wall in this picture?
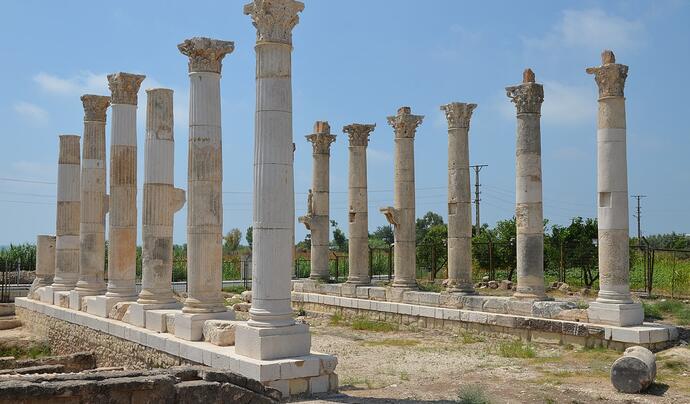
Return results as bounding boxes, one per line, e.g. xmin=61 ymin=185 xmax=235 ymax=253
xmin=16 ymin=306 xmax=192 ymax=369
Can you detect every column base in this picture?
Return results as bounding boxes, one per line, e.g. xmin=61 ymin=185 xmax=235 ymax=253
xmin=235 ymin=323 xmax=311 ymax=360
xmin=588 ymin=301 xmax=644 ymax=327
xmin=512 ymin=292 xmax=553 ymax=301
xmin=309 ymin=274 xmax=330 ymax=282
xmin=391 ymin=279 xmax=418 ymax=290
xmin=124 ymin=302 xmax=181 ymax=328
xmin=68 ymin=290 xmax=101 ymax=311
xmin=174 ymin=310 xmax=236 ymax=341
xmin=37 ymin=286 xmax=55 ymax=304
xmin=85 ymin=295 xmax=136 ymax=318
xmin=446 ymin=280 xmax=476 ymax=295
xmin=345 ymin=275 xmax=370 ymax=285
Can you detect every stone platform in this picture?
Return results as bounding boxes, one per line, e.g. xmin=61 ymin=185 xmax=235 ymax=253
xmin=292 ymin=281 xmax=678 ymax=350
xmin=15 ymin=297 xmax=337 ymax=398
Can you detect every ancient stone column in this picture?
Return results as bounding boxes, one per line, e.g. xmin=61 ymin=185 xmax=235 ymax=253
xmin=506 ymin=69 xmax=548 ymax=300
xmin=380 ymin=107 xmax=424 ymax=290
xmin=88 ymin=73 xmax=145 ymax=317
xmin=51 ymin=135 xmax=81 ymax=295
xmin=173 ymin=37 xmax=235 ymax=340
xmin=137 ymin=89 xmax=186 ymax=306
xmin=298 ymin=122 xmax=336 ymax=281
xmin=586 ymin=50 xmax=643 ymax=326
xmin=441 ymin=102 xmax=476 ymax=294
xmin=30 ymin=235 xmax=55 ymax=300
xmin=71 ymin=95 xmax=110 ymax=310
xmin=236 ymin=0 xmax=311 ymax=361
xmin=344 ymin=123 xmax=375 ymax=285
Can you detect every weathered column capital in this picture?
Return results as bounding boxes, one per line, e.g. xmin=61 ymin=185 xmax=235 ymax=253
xmin=387 ymin=107 xmax=424 ymax=139
xmin=107 ymin=72 xmax=146 ymax=105
xmin=80 ymin=95 xmax=110 ymax=122
xmin=243 ymin=0 xmax=305 ymax=45
xmin=506 ymin=68 xmax=544 ymax=114
xmin=306 ymin=121 xmax=336 ymax=154
xmin=343 ymin=123 xmax=375 ymax=147
xmin=586 ymin=50 xmax=628 ymax=99
xmin=440 ymin=102 xmax=477 ymax=129
xmin=178 ymin=37 xmax=235 ymax=74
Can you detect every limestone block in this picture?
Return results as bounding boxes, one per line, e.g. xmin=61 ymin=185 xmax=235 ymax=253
xmin=109 ymin=302 xmax=132 ymax=321
xmin=55 ymin=292 xmax=70 ymax=308
xmin=588 ymin=301 xmax=644 ymax=327
xmin=240 ymin=291 xmax=252 ymax=303
xmin=340 ymin=283 xmax=357 ymax=297
xmin=86 ymin=295 xmax=134 ymax=319
xmin=369 ymin=287 xmax=387 ymax=301
xmin=38 ymin=286 xmax=55 ymax=304
xmin=234 ymin=323 xmax=311 ymax=360
xmin=202 ymin=320 xmax=242 ymax=346
xmin=611 ymin=346 xmax=656 ymax=393
xmin=309 ymin=374 xmax=329 ymax=394
xmin=418 ymin=292 xmax=441 ymax=306
xmin=531 ymin=301 xmax=576 ymax=319
xmin=174 ymin=311 xmax=235 ymax=341
xmin=146 ymin=309 xmax=181 ymax=333
xmin=482 ymin=297 xmax=509 ymax=313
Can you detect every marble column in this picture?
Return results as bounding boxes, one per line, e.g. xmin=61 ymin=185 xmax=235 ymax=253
xmin=88 ymin=73 xmax=145 ymax=318
xmin=236 ymin=0 xmax=311 ymax=361
xmin=173 ymin=37 xmax=235 ymax=340
xmin=380 ymin=107 xmax=424 ymax=290
xmin=137 ymin=88 xmax=186 ymax=306
xmin=344 ymin=123 xmax=375 ymax=285
xmin=506 ymin=69 xmax=548 ymax=300
xmin=30 ymin=235 xmax=55 ymax=300
xmin=441 ymin=102 xmax=477 ymax=295
xmin=51 ymin=135 xmax=81 ymax=294
xmin=587 ymin=50 xmax=643 ymax=326
xmin=71 ymin=95 xmax=110 ymax=310
xmin=299 ymin=121 xmax=336 ymax=281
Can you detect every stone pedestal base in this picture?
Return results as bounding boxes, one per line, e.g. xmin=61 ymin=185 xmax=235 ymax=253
xmin=145 ymin=308 xmax=181 ymax=333
xmin=86 ymin=295 xmax=135 ymax=318
xmin=588 ymin=301 xmax=644 ymax=327
xmin=37 ymin=286 xmax=55 ymax=304
xmin=123 ymin=302 xmax=179 ymax=328
xmin=69 ymin=290 xmax=100 ymax=311
xmin=235 ymin=323 xmax=311 ymax=360
xmin=54 ymin=291 xmax=71 ymax=308
xmin=174 ymin=310 xmax=236 ymax=341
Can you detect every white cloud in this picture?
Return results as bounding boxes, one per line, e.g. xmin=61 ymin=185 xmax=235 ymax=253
xmin=13 ymin=102 xmax=49 ymax=125
xmin=525 ymin=9 xmax=644 ymax=53
xmin=33 ymin=71 xmax=108 ymax=96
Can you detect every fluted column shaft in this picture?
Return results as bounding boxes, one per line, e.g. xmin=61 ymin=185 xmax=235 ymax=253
xmin=441 ymin=103 xmax=476 ymax=294
xmin=52 ymin=135 xmax=81 ymax=291
xmin=138 ymin=89 xmax=186 ymax=305
xmin=507 ymin=69 xmax=548 ymax=300
xmin=75 ymin=95 xmax=110 ymax=295
xmin=345 ymin=124 xmax=375 ymax=284
xmin=178 ymin=38 xmax=233 ymax=313
xmin=106 ymin=73 xmax=145 ymax=298
xmin=381 ymin=107 xmax=423 ymax=290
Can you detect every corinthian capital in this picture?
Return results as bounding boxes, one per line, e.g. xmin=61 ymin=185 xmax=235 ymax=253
xmin=387 ymin=107 xmax=424 ymax=139
xmin=244 ymin=0 xmax=305 ymax=45
xmin=506 ymin=68 xmax=544 ymax=114
xmin=343 ymin=123 xmax=376 ymax=147
xmin=107 ymin=72 xmax=146 ymax=105
xmin=306 ymin=121 xmax=336 ymax=154
xmin=440 ymin=102 xmax=477 ymax=129
xmin=80 ymin=95 xmax=110 ymax=122
xmin=178 ymin=37 xmax=235 ymax=74
xmin=586 ymin=50 xmax=628 ymax=99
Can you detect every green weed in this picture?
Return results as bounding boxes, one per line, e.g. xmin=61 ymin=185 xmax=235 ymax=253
xmin=457 ymin=385 xmax=493 ymax=404
xmin=351 ymin=317 xmax=398 ymax=332
xmin=496 ymin=340 xmax=536 ymax=358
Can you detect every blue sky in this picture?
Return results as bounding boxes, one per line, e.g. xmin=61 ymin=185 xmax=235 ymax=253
xmin=1 ymin=0 xmax=688 ymax=246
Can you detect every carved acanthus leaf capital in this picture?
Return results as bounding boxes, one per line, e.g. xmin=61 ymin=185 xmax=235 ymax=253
xmin=178 ymin=37 xmax=234 ymax=74
xmin=506 ymin=82 xmax=544 ymax=114
xmin=586 ymin=50 xmax=628 ymax=98
xmin=244 ymin=0 xmax=305 ymax=45
xmin=343 ymin=123 xmax=375 ymax=147
xmin=440 ymin=102 xmax=477 ymax=129
xmin=387 ymin=107 xmax=424 ymax=139
xmin=306 ymin=133 xmax=337 ymax=154
xmin=80 ymin=95 xmax=110 ymax=122
xmin=107 ymin=72 xmax=146 ymax=105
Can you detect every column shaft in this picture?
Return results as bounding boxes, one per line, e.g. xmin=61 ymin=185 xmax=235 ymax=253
xmin=35 ymin=235 xmax=56 ymax=288
xmin=52 ymin=135 xmax=81 ymax=291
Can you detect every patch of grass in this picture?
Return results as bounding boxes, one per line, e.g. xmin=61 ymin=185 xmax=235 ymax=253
xmin=329 ymin=312 xmax=343 ymax=326
xmin=296 ymin=307 xmax=307 ymax=317
xmin=642 ymin=299 xmax=690 ymax=325
xmin=0 ymin=343 xmax=51 ymax=359
xmin=496 ymin=340 xmax=536 ymax=358
xmin=418 ymin=282 xmax=442 ymax=293
xmin=351 ymin=317 xmax=398 ymax=332
xmin=363 ymin=338 xmax=419 ymax=347
xmin=457 ymin=385 xmax=493 ymax=404
xmin=661 ymin=359 xmax=689 ymax=372
xmin=458 ymin=331 xmax=485 ymax=344
xmin=221 ymin=285 xmax=247 ymax=295
xmin=643 ymin=302 xmax=663 ymax=320
xmin=575 ymin=300 xmax=589 ymax=309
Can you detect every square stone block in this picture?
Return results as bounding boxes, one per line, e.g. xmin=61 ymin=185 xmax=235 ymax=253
xmin=86 ymin=295 xmax=135 ymax=318
xmin=68 ymin=290 xmax=99 ymax=311
xmin=309 ymin=374 xmax=330 ymax=394
xmin=235 ymin=323 xmax=311 ymax=360
xmin=174 ymin=310 xmax=236 ymax=341
xmin=124 ymin=302 xmax=176 ymax=327
xmin=37 ymin=286 xmax=55 ymax=304
xmin=55 ymin=291 xmax=70 ymax=308
xmin=145 ymin=308 xmax=181 ymax=333
xmin=340 ymin=283 xmax=357 ymax=297
xmin=587 ymin=301 xmax=644 ymax=327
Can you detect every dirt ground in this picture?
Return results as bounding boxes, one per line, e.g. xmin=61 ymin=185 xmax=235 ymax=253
xmin=300 ymin=316 xmax=690 ymax=404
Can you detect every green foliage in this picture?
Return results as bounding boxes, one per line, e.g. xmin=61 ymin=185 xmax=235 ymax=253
xmin=330 ymin=220 xmax=348 ymax=252
xmin=0 ymin=243 xmax=36 ymax=272
xmin=496 ymin=340 xmax=536 ymax=358
xmin=370 ymin=225 xmax=394 ymax=245
xmin=416 ymin=212 xmax=448 ymax=279
xmin=643 ymin=299 xmax=690 ymax=325
xmin=472 ymin=218 xmax=517 ymax=280
xmin=544 ymin=217 xmax=598 ymax=287
xmin=245 ymin=226 xmax=253 ymax=248
xmin=418 ymin=281 xmax=442 ymax=293
xmin=351 ymin=317 xmax=398 ymax=332
xmin=457 ymin=385 xmax=493 ymax=404
xmin=329 ymin=312 xmax=343 ymax=326
xmin=223 ymin=228 xmax=242 ymax=253
xmin=0 ymin=343 xmax=51 ymax=359
xmin=221 ymin=285 xmax=247 ymax=294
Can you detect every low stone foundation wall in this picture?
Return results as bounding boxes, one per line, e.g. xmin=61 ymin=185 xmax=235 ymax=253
xmin=0 ymin=366 xmax=280 ymax=404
